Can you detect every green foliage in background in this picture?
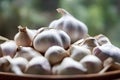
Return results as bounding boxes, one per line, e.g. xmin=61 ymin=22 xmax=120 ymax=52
xmin=0 ymin=0 xmax=120 ymax=47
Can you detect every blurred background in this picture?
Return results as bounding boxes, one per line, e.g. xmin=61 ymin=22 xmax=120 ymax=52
xmin=0 ymin=0 xmax=120 ymax=47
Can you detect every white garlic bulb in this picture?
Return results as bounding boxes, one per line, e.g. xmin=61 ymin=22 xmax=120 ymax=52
xmin=70 ymin=45 xmax=91 ymax=61
xmin=33 ymin=29 xmax=71 ymax=53
xmin=0 ymin=40 xmax=18 ymax=57
xmin=54 ymin=57 xmax=87 ymax=75
xmin=14 ymin=26 xmax=37 ymax=47
xmin=45 ymin=46 xmax=68 ymax=65
xmin=14 ymin=46 xmax=42 ymax=61
xmin=93 ymin=43 xmax=120 ymax=63
xmin=80 ymin=55 xmax=103 ymax=74
xmin=25 ymin=56 xmax=51 ymax=75
xmin=10 ymin=57 xmax=28 ymax=75
xmin=49 ymin=8 xmax=88 ymax=43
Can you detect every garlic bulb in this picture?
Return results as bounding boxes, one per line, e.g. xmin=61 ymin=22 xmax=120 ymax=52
xmin=69 ymin=45 xmax=91 ymax=61
xmin=14 ymin=46 xmax=42 ymax=61
xmin=0 ymin=40 xmax=18 ymax=57
xmin=45 ymin=46 xmax=68 ymax=65
xmin=54 ymin=57 xmax=87 ymax=75
xmin=94 ymin=34 xmax=111 ymax=46
xmin=10 ymin=57 xmax=28 ymax=75
xmin=33 ymin=29 xmax=71 ymax=53
xmin=14 ymin=26 xmax=35 ymax=47
xmin=92 ymin=46 xmax=109 ymax=62
xmin=93 ymin=43 xmax=120 ymax=63
xmin=0 ymin=56 xmax=28 ymax=75
xmin=80 ymin=55 xmax=103 ymax=74
xmin=49 ymin=8 xmax=88 ymax=43
xmin=25 ymin=56 xmax=51 ymax=75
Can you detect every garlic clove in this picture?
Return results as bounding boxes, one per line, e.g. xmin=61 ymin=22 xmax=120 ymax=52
xmin=69 ymin=45 xmax=91 ymax=61
xmin=14 ymin=46 xmax=42 ymax=61
xmin=55 ymin=57 xmax=87 ymax=75
xmin=25 ymin=56 xmax=51 ymax=75
xmin=33 ymin=29 xmax=63 ymax=53
xmin=45 ymin=46 xmax=69 ymax=65
xmin=49 ymin=8 xmax=88 ymax=43
xmin=14 ymin=26 xmax=32 ymax=47
xmin=0 ymin=40 xmax=18 ymax=57
xmin=80 ymin=55 xmax=103 ymax=74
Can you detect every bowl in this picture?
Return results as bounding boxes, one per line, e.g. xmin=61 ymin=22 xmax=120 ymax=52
xmin=0 ymin=65 xmax=120 ymax=80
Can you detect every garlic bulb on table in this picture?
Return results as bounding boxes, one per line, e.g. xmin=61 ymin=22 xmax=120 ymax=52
xmin=49 ymin=8 xmax=88 ymax=43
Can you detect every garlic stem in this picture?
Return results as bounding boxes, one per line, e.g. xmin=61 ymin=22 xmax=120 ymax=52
xmin=11 ymin=66 xmax=23 ymax=75
xmin=18 ymin=26 xmax=26 ymax=32
xmin=99 ymin=57 xmax=114 ymax=74
xmin=56 ymin=8 xmax=70 ymax=16
xmin=0 ymin=36 xmax=9 ymax=41
xmin=99 ymin=63 xmax=112 ymax=74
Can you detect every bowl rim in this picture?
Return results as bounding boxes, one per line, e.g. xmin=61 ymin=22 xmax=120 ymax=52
xmin=0 ymin=70 xmax=120 ymax=79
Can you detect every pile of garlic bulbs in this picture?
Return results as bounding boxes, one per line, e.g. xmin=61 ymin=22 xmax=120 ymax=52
xmin=0 ymin=8 xmax=120 ymax=75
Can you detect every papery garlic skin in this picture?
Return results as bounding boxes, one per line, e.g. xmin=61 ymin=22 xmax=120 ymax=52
xmin=49 ymin=8 xmax=88 ymax=43
xmin=80 ymin=37 xmax=99 ymax=52
xmin=25 ymin=56 xmax=51 ymax=75
xmin=0 ymin=40 xmax=17 ymax=57
xmin=80 ymin=55 xmax=103 ymax=74
xmin=45 ymin=46 xmax=68 ymax=65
